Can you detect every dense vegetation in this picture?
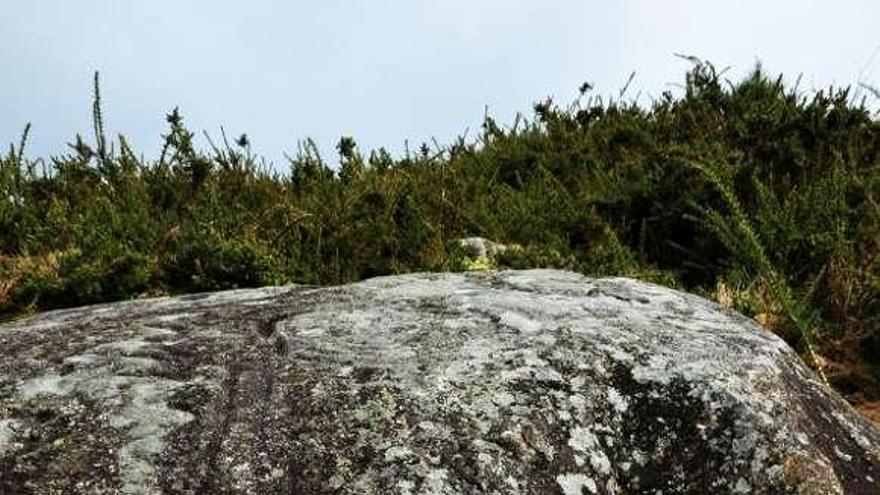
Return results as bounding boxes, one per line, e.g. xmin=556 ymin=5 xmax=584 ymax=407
xmin=2 ymin=61 xmax=879 ymax=411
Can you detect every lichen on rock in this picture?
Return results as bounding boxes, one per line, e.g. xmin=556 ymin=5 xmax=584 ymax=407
xmin=0 ymin=270 xmax=878 ymax=494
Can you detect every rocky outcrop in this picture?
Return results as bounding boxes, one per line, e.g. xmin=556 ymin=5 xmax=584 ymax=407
xmin=457 ymin=237 xmax=510 ymax=260
xmin=0 ymin=270 xmax=878 ymax=494
xmin=455 ymin=237 xmax=511 ymax=271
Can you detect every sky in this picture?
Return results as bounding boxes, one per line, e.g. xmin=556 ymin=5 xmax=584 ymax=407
xmin=2 ymin=1 xmax=879 ymax=168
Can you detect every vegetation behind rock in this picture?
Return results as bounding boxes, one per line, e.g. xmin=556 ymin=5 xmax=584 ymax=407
xmin=2 ymin=60 xmax=879 ymax=410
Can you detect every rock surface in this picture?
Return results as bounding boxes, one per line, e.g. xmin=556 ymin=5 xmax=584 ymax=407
xmin=458 ymin=237 xmax=509 ymax=260
xmin=0 ymin=269 xmax=878 ymax=494
xmin=456 ymin=237 xmax=514 ymax=271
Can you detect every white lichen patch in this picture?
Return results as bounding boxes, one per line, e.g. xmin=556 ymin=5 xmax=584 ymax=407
xmin=733 ymin=477 xmax=751 ymax=493
xmin=590 ymin=451 xmax=612 ymax=476
xmin=10 ymin=320 xmax=203 ymax=495
xmin=569 ymin=394 xmax=588 ymax=416
xmin=19 ymin=373 xmax=67 ymax=399
xmin=606 ymin=388 xmax=628 ymax=414
xmin=834 ymin=446 xmax=853 ymax=462
xmin=384 ymin=445 xmax=414 ymax=463
xmin=396 ymin=479 xmax=416 ymax=495
xmin=93 ymin=339 xmax=154 ymax=357
xmin=568 ymin=426 xmax=599 ymax=454
xmin=556 ymin=473 xmax=598 ymax=495
xmin=0 ymin=418 xmax=22 ymax=454
xmin=149 ymin=313 xmax=196 ymax=324
xmin=422 ymin=468 xmax=451 ymax=494
xmin=833 ymin=410 xmax=878 ymax=455
xmin=498 ymin=310 xmax=543 ymax=334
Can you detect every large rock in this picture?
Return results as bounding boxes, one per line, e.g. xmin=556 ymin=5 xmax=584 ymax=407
xmin=0 ymin=270 xmax=878 ymax=494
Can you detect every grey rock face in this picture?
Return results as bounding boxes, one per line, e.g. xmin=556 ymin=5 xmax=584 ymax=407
xmin=457 ymin=237 xmax=508 ymax=260
xmin=0 ymin=270 xmax=878 ymax=494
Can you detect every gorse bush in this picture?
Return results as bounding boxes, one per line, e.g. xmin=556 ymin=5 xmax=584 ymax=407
xmin=2 ymin=61 xmax=879 ymax=406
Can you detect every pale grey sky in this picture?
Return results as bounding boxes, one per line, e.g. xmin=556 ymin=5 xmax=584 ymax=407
xmin=2 ymin=1 xmax=879 ymax=166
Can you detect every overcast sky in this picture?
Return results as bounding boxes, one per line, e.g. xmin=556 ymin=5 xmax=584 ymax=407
xmin=2 ymin=1 xmax=879 ymax=166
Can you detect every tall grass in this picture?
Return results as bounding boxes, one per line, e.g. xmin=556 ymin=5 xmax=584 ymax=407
xmin=2 ymin=61 xmax=879 ymax=405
